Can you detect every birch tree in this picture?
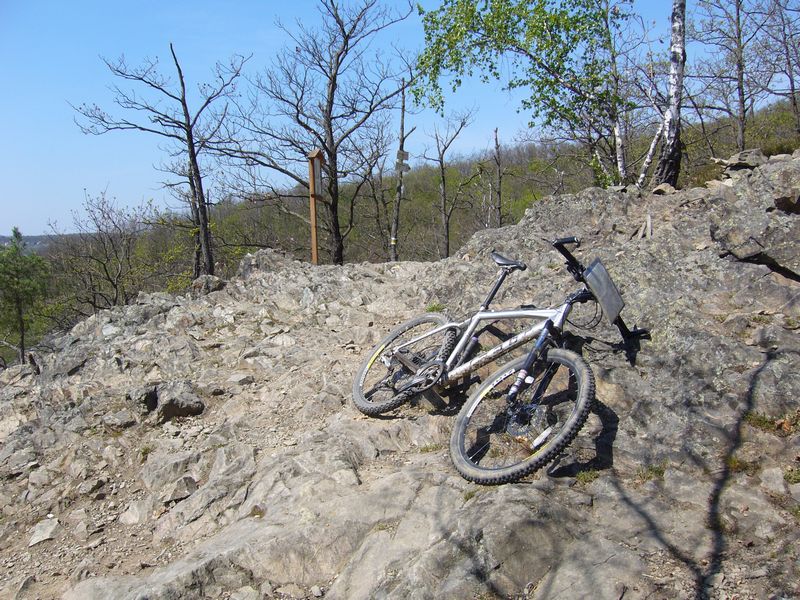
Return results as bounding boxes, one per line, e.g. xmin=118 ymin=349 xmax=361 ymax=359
xmin=651 ymin=0 xmax=687 ymax=186
xmin=390 ymin=78 xmax=415 ymax=262
xmin=416 ymin=0 xmax=643 ymax=185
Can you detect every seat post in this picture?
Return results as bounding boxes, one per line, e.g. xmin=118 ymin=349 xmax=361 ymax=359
xmin=481 ymin=268 xmax=509 ymax=310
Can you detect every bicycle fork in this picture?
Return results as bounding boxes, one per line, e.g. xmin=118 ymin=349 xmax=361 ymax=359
xmin=506 ymin=319 xmax=556 ymax=405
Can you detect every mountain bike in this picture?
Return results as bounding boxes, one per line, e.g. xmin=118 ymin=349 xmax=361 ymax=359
xmin=351 ymin=237 xmax=648 ymax=484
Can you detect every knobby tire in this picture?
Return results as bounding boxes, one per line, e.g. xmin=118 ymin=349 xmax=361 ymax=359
xmin=449 ymin=348 xmax=595 ymax=485
xmin=352 ymin=313 xmax=456 ymax=416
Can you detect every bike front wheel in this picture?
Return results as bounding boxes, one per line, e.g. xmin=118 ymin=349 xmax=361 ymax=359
xmin=352 ymin=313 xmax=456 ymax=416
xmin=449 ymin=348 xmax=595 ymax=485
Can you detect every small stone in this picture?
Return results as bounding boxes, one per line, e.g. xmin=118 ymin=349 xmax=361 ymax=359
xmin=311 ymin=584 xmax=324 ymax=597
xmin=74 ymin=520 xmax=92 ymax=541
xmin=276 ymin=584 xmax=305 ymax=598
xmin=77 ymin=477 xmax=107 ymax=496
xmin=726 ymin=148 xmax=766 ymax=169
xmin=14 ymin=575 xmax=36 ymax=596
xmin=70 ymin=559 xmax=93 ymax=583
xmin=102 ymin=409 xmax=137 ymax=429
xmin=119 ymin=499 xmax=152 ymax=526
xmin=160 ymin=475 xmax=198 ymax=504
xmin=102 ymin=324 xmax=121 ymax=337
xmin=86 ymin=537 xmax=105 ymax=550
xmin=789 ymin=483 xmax=800 ymax=502
xmin=155 ymin=381 xmax=205 ymax=423
xmin=227 ymin=373 xmax=255 ymax=386
xmin=746 ymin=567 xmax=768 ymax=579
xmin=230 ymin=586 xmax=259 ymax=600
xmin=759 ymin=467 xmax=787 ymax=495
xmin=29 ymin=518 xmax=61 ymax=547
xmin=652 ymin=182 xmax=676 ymax=195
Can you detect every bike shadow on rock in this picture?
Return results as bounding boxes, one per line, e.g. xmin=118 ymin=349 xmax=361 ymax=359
xmin=546 ymin=398 xmax=619 ymax=479
xmin=545 ymin=331 xmax=627 ymax=478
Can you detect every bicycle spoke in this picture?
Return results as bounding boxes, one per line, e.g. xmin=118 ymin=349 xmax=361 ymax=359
xmin=459 ymin=358 xmax=580 ymax=471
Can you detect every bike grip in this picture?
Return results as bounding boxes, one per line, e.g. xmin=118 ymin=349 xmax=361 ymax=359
xmin=553 ymin=236 xmax=580 ymax=247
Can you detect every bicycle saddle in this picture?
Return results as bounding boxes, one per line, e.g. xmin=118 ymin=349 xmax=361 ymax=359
xmin=491 ymin=251 xmax=527 ymax=271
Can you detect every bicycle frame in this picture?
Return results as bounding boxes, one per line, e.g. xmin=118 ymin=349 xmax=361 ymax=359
xmin=390 ymin=299 xmax=576 ymax=386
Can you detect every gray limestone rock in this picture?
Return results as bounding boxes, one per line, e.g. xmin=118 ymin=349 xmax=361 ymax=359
xmin=154 ymin=381 xmax=205 ymax=424
xmin=28 ymin=518 xmax=61 ymax=547
xmin=160 ymin=475 xmax=198 ymax=504
xmin=2 ymin=155 xmax=798 ymax=600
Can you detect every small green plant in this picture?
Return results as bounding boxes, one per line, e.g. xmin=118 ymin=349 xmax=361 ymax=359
xmin=726 ymin=455 xmax=759 ymax=476
xmin=761 ymin=136 xmax=800 ymax=156
xmin=419 ymin=443 xmax=444 ymax=453
xmin=575 ymin=469 xmax=600 ymax=485
xmin=426 ymin=302 xmax=445 ymax=313
xmin=789 ymin=505 xmax=800 ymax=522
xmin=374 ymin=520 xmax=399 ymax=534
xmin=636 ymin=461 xmax=668 ymax=483
xmin=749 ymin=313 xmax=771 ymax=325
xmin=139 ymin=445 xmax=153 ymax=464
xmin=785 ymin=468 xmax=800 ymax=485
xmin=744 ymin=411 xmax=777 ymax=432
xmin=744 ymin=410 xmax=799 ymax=437
xmin=249 ymin=505 xmax=265 ymax=518
xmin=463 ymin=489 xmax=477 ymax=502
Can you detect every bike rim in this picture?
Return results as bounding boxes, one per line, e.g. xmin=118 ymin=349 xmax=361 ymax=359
xmin=460 ymin=358 xmax=579 ymax=471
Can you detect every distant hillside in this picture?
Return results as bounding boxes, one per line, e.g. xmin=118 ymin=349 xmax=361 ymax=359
xmin=0 ymin=234 xmax=52 ymax=254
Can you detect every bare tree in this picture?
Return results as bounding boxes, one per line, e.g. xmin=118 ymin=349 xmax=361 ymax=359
xmin=47 ymin=193 xmax=146 ymax=320
xmin=422 ymin=111 xmax=479 ymax=259
xmin=390 ymin=78 xmax=415 ymax=262
xmin=761 ymin=0 xmax=800 ymax=133
xmin=74 ymin=44 xmax=247 ymax=277
xmin=490 ymin=128 xmax=505 ymax=227
xmin=688 ymin=0 xmax=771 ymax=151
xmin=227 ymin=0 xmax=412 ymax=265
xmin=353 ymin=115 xmax=394 ymax=260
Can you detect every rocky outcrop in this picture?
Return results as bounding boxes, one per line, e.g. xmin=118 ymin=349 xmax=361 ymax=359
xmin=1 ymin=153 xmax=799 ymax=600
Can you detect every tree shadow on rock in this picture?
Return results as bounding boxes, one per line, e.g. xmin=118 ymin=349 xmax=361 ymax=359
xmin=608 ymin=350 xmax=781 ymax=600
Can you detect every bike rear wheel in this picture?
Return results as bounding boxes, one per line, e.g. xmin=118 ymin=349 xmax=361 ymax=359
xmin=449 ymin=348 xmax=595 ymax=485
xmin=352 ymin=313 xmax=456 ymax=416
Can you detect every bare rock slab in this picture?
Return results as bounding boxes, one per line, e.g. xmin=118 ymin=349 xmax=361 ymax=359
xmin=28 ymin=518 xmax=61 ymax=547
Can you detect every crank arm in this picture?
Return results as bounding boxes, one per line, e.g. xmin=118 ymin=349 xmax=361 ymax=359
xmin=392 ymin=349 xmax=421 ymax=373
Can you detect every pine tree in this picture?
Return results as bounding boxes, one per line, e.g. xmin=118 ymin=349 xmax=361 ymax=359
xmin=0 ymin=228 xmax=49 ymax=364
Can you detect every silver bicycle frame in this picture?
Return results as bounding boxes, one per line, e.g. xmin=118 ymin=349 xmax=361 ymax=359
xmin=391 ymin=300 xmax=574 ymax=386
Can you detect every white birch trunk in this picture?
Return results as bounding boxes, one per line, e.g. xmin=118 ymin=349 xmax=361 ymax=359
xmin=653 ymin=0 xmax=687 ymax=187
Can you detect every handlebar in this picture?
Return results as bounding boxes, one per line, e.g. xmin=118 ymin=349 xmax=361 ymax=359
xmin=549 ymin=236 xmax=585 ymax=283
xmin=615 ymin=316 xmax=651 ymax=342
xmin=550 ymin=235 xmax=650 ymax=346
xmin=553 ymin=236 xmax=580 ymax=247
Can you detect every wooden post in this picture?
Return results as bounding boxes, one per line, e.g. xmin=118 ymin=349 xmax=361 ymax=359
xmin=307 ymin=148 xmax=325 ymax=265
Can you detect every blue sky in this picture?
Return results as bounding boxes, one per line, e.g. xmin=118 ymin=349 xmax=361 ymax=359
xmin=1 ymin=1 xmax=669 ymax=235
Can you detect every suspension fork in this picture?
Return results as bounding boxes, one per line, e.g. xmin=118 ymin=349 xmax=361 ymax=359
xmin=506 ymin=319 xmax=558 ymax=405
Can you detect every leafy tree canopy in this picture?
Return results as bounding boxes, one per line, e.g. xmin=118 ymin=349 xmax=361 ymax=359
xmin=415 ymin=0 xmax=632 ymax=133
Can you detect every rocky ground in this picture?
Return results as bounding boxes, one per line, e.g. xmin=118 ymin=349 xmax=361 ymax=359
xmin=1 ymin=150 xmax=798 ymax=600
